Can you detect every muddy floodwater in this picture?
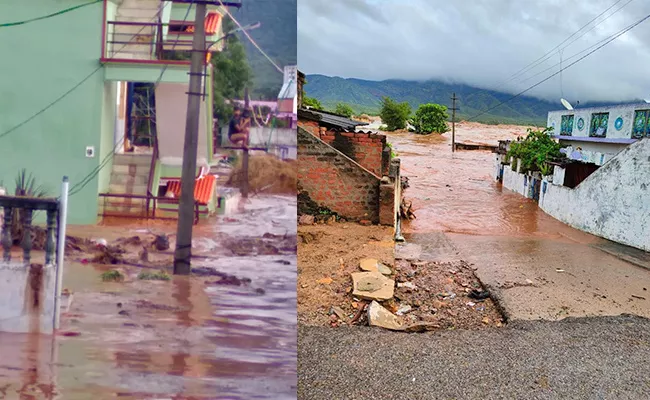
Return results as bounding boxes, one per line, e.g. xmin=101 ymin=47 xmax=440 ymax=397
xmin=389 ymin=126 xmax=591 ymax=242
xmin=0 ymin=195 xmax=297 ymax=399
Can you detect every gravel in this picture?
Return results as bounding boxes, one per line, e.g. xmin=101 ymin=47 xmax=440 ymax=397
xmin=298 ymin=315 xmax=650 ymax=399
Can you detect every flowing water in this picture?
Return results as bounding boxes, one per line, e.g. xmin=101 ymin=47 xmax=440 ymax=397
xmin=0 ymin=195 xmax=297 ymax=399
xmin=389 ymin=126 xmax=590 ymax=242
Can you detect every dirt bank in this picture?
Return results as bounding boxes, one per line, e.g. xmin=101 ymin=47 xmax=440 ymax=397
xmin=298 ymin=223 xmax=394 ymax=325
xmin=227 ymin=154 xmax=296 ymax=195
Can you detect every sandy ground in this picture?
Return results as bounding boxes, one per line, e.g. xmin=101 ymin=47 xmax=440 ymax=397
xmin=297 ymin=222 xmax=394 ymax=326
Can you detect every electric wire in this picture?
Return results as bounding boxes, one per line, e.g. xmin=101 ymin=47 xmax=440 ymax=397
xmin=466 ymin=12 xmax=650 ymax=122
xmin=0 ymin=0 xmax=102 ymax=27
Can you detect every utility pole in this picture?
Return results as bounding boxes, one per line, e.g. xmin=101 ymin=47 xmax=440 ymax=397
xmin=241 ymin=87 xmax=250 ymax=199
xmin=173 ymin=3 xmax=207 ymax=275
xmin=451 ymin=93 xmax=458 ymax=153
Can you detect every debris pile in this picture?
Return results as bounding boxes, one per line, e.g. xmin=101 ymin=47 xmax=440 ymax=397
xmin=226 ymin=154 xmax=296 ymax=195
xmin=326 ymin=258 xmax=504 ymax=332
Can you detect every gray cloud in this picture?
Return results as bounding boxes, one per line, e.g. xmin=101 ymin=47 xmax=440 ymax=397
xmin=298 ymin=0 xmax=650 ymax=102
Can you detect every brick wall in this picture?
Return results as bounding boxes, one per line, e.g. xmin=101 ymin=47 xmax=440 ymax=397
xmin=298 ymin=120 xmax=389 ymax=177
xmin=298 ymin=127 xmax=380 ymax=223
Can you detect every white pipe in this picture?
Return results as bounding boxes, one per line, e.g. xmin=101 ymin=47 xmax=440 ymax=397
xmin=53 ymin=176 xmax=69 ymax=331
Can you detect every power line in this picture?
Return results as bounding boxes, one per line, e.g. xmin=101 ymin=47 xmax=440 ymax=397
xmin=467 ymin=12 xmax=650 ymax=122
xmin=218 ymin=0 xmax=283 ymax=74
xmin=503 ymin=0 xmax=634 ymax=86
xmin=0 ymin=0 xmax=102 ymax=27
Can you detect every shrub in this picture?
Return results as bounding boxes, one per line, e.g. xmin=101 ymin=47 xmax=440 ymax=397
xmin=506 ymin=127 xmax=562 ymax=174
xmin=379 ymin=97 xmax=411 ymax=131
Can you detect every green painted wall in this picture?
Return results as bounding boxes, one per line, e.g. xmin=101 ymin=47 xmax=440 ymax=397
xmin=98 ymin=81 xmax=117 ymax=194
xmin=104 ymin=63 xmax=191 ymax=83
xmin=0 ymin=0 xmax=106 ymax=224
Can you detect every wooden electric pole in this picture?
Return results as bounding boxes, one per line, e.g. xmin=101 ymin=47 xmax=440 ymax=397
xmin=242 ymin=87 xmax=250 ymax=199
xmin=173 ymin=3 xmax=207 ymax=275
xmin=451 ymin=93 xmax=458 ymax=153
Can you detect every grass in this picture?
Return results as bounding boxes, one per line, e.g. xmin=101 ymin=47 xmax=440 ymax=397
xmin=138 ymin=270 xmax=171 ymax=281
xmin=101 ymin=270 xmax=124 ymax=282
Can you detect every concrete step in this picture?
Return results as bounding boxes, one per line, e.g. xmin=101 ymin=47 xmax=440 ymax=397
xmin=109 ymin=183 xmax=149 ymax=195
xmin=111 ymin=164 xmax=151 ymax=175
xmin=114 ymin=153 xmax=153 ymax=166
xmin=110 ymin=172 xmax=149 ymax=186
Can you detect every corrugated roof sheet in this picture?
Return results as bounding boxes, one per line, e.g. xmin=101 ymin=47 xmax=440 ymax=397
xmin=166 ymin=174 xmax=216 ymax=205
xmin=205 ymin=12 xmax=221 ymax=35
xmin=298 ymin=109 xmax=369 ymax=130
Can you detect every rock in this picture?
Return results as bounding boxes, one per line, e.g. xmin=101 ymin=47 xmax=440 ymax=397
xmin=397 ymin=282 xmax=417 ymax=291
xmin=153 ymin=234 xmax=170 ymax=251
xmin=299 ymin=215 xmax=315 ymax=225
xmin=359 ymin=258 xmax=379 ymax=272
xmin=396 ymin=304 xmax=412 ymax=315
xmin=330 ymin=306 xmax=347 ymax=320
xmin=367 ymin=301 xmax=403 ymax=330
xmin=377 ymin=263 xmax=392 ymax=275
xmin=351 ymin=272 xmax=395 ymax=301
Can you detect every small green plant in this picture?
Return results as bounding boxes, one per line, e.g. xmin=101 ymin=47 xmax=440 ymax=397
xmin=378 ymin=125 xmax=389 ymax=131
xmin=386 ymin=142 xmax=398 ymax=158
xmin=539 ymin=163 xmax=553 ymax=176
xmin=138 ymin=270 xmax=171 ymax=281
xmin=101 ymin=270 xmax=124 ymax=282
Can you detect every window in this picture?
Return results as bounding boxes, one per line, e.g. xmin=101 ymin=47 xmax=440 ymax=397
xmin=560 ymin=114 xmax=574 ymax=136
xmin=590 ymin=112 xmax=609 ymax=137
xmin=632 ymin=110 xmax=650 ymax=139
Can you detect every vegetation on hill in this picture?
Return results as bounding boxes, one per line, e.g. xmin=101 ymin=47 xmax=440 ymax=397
xmin=304 ymin=74 xmax=560 ymax=126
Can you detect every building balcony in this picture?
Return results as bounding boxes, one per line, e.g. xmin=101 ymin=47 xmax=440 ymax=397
xmin=101 ymin=0 xmax=234 ymax=66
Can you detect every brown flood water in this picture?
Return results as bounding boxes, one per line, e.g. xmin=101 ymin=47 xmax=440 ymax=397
xmin=0 ymin=195 xmax=297 ymax=399
xmin=389 ymin=125 xmax=594 ymax=243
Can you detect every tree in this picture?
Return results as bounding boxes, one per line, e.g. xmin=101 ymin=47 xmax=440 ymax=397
xmin=303 ymin=96 xmax=323 ymax=110
xmin=211 ymin=16 xmax=253 ymax=126
xmin=410 ymin=103 xmax=450 ymax=134
xmin=379 ymin=96 xmax=411 ymax=131
xmin=334 ymin=102 xmax=354 ymax=117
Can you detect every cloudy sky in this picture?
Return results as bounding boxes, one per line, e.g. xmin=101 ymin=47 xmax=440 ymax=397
xmin=298 ymin=0 xmax=650 ymax=103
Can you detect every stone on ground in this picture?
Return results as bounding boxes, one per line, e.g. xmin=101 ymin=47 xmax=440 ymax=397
xmin=351 ymin=272 xmax=395 ymax=301
xmin=359 ymin=258 xmax=392 ymax=275
xmin=367 ymin=300 xmax=403 ymax=330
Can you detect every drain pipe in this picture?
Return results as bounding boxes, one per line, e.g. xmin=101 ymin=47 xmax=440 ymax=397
xmin=395 ymin=213 xmax=405 ymax=242
xmin=53 ymin=176 xmax=69 ymax=331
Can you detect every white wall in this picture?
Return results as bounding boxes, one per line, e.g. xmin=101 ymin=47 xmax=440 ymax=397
xmin=155 ymin=82 xmax=209 ymax=167
xmin=539 ymin=138 xmax=650 ymax=251
xmin=547 ymin=103 xmax=647 ymax=140
xmin=502 ymin=165 xmax=528 ymax=197
xmin=0 ymin=263 xmax=57 ymax=334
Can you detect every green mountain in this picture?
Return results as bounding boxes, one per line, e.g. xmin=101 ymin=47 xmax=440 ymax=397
xmin=234 ymin=0 xmax=297 ymax=100
xmin=304 ymin=74 xmax=564 ymax=126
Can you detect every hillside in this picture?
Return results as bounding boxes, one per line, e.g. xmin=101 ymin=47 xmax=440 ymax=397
xmin=234 ymin=0 xmax=297 ymax=100
xmin=304 ymin=75 xmax=638 ymax=126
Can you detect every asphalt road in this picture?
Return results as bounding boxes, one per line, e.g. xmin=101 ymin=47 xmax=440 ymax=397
xmin=298 ymin=315 xmax=650 ymax=400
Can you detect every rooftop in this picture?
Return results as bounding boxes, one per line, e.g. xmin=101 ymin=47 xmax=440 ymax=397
xmin=298 ymin=108 xmax=369 ymax=131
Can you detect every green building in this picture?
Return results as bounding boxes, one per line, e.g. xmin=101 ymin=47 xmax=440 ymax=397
xmin=0 ymin=0 xmax=229 ymax=224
